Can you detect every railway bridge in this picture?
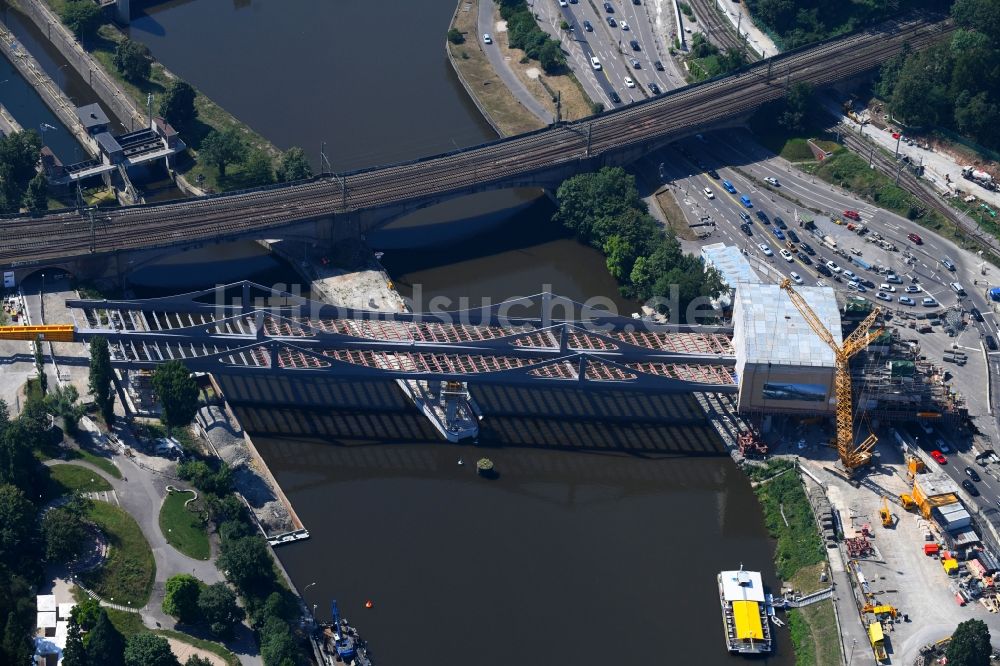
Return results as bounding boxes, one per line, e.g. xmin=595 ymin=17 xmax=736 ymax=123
xmin=0 ymin=14 xmax=952 ymax=283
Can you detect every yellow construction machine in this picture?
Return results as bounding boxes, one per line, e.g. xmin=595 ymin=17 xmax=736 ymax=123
xmin=779 ymin=279 xmax=884 ymax=471
xmin=879 ymin=496 xmax=894 ymax=528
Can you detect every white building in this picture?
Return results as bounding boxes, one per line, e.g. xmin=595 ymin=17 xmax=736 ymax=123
xmin=700 ymin=243 xmax=760 ymax=309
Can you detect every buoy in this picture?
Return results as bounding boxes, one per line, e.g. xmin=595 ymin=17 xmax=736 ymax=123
xmin=457 ymin=457 xmax=464 ymax=466
xmin=364 ymin=600 xmax=374 ymax=609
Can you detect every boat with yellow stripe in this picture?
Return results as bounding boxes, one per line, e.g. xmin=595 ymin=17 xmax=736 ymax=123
xmin=718 ymin=566 xmax=773 ymax=654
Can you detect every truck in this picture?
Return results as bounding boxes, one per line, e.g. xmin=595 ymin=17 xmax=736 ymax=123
xmin=822 ymin=235 xmax=838 ymax=249
xmin=962 ymin=166 xmax=997 ymax=191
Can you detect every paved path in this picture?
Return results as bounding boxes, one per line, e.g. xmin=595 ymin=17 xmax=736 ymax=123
xmin=477 ymin=0 xmax=554 ymax=125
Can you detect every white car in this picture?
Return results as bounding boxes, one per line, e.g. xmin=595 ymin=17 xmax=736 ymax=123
xmin=591 ymin=56 xmax=602 ymax=70
xmin=876 ymin=291 xmax=892 ymax=302
xmin=826 ymin=261 xmax=841 ymax=273
xmin=621 ymin=20 xmax=629 ymax=30
xmin=624 ymin=76 xmax=635 ymax=88
xmin=764 ymin=177 xmax=780 ymax=186
xmin=843 ymin=269 xmax=856 ymax=280
xmin=780 ymin=249 xmax=794 ymax=262
xmin=905 ymin=285 xmax=921 ymax=293
xmin=758 ymin=243 xmax=773 ymax=257
xmin=899 ymin=296 xmax=915 ymax=306
xmin=879 ymin=283 xmax=896 ymax=293
xmin=703 ymin=187 xmax=714 ymax=199
xmin=790 ymin=271 xmax=804 ymax=284
xmin=559 ymin=0 xmax=568 ymax=6
xmin=482 ymin=33 xmax=492 ymax=44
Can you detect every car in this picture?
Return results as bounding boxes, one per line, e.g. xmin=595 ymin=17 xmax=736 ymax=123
xmin=740 ymin=223 xmax=752 ymax=236
xmin=740 ymin=195 xmax=753 ymax=208
xmin=843 ymin=269 xmax=856 ymax=280
xmin=772 ymin=228 xmax=785 ymax=240
xmin=758 ymin=244 xmax=773 ymax=257
xmin=816 ymin=264 xmax=832 ymax=277
xmin=604 ymin=1 xmax=614 ymax=10
xmin=796 ymin=252 xmax=812 ymax=265
xmin=483 ymin=33 xmax=493 ymax=44
xmin=591 ymin=56 xmax=602 ymax=70
xmin=933 ymin=439 xmax=951 ymax=454
xmin=826 ymin=261 xmax=841 ymax=273
xmin=622 ymin=21 xmax=630 ymax=31
xmin=780 ymin=248 xmax=794 ymax=262
xmin=653 ymin=60 xmax=664 ymax=71
xmin=885 ymin=273 xmax=902 ymax=284
xmin=966 ymin=467 xmax=982 ymax=482
xmin=950 ymin=282 xmax=966 ymax=296
xmin=786 ymin=271 xmax=803 ymax=284
xmin=941 ymin=256 xmax=956 ymax=271
xmin=962 ymin=479 xmax=980 ymax=496
xmin=629 ymin=58 xmax=641 ymax=69
xmin=786 ymin=230 xmax=799 ymax=243
xmin=648 ymin=82 xmax=661 ymax=95
xmin=722 ymin=180 xmax=737 ymax=194
xmin=987 ymin=335 xmax=999 ymax=351
xmin=800 ymin=242 xmax=815 ymax=255
xmin=843 ymin=210 xmax=861 ymax=221
xmin=629 ymin=39 xmax=640 ymax=51
xmin=905 ymin=285 xmax=921 ymax=293
xmin=764 ymin=177 xmax=780 ymax=186
xmin=899 ymin=296 xmax=915 ymax=306
xmin=583 ymin=19 xmax=593 ymax=31
xmin=921 ymin=296 xmax=937 ymax=307
xmin=624 ymin=76 xmax=635 ymax=88
xmin=607 ymin=16 xmax=617 ymax=26
xmin=861 ymin=279 xmax=876 ymax=289
xmin=609 ymin=91 xmax=621 ymax=104
xmin=876 ymin=291 xmax=892 ymax=302
xmin=633 ymin=0 xmax=641 ymax=4
xmin=930 ymin=450 xmax=947 ymax=464
xmin=756 ymin=210 xmax=769 ymax=224
xmin=879 ymin=284 xmax=896 ymax=293
xmin=707 ymin=169 xmax=719 ymax=180
xmin=738 ymin=211 xmax=751 ymax=223
xmin=774 ymin=217 xmax=787 ymax=230
xmin=972 ymin=307 xmax=984 ymax=322
xmin=854 ymin=283 xmax=867 ymax=293
xmin=907 ymin=232 xmax=923 ymax=244
xmin=703 ymin=187 xmax=714 ymax=199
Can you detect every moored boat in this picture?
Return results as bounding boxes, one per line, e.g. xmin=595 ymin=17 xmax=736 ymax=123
xmin=718 ymin=566 xmax=773 ymax=654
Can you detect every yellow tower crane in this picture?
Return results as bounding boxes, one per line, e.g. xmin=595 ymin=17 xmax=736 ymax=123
xmin=779 ymin=279 xmax=884 ymax=470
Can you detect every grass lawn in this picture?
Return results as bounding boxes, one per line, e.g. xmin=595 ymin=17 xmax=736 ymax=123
xmin=155 ymin=629 xmax=240 ymax=666
xmin=159 ymin=489 xmax=210 ymax=560
xmin=789 ymin=600 xmax=842 ymax=666
xmin=80 ymin=502 xmax=156 ymax=607
xmin=43 ymin=464 xmax=112 ymax=502
xmin=66 ymin=447 xmax=123 ymax=479
xmin=786 ymin=561 xmax=829 ymax=596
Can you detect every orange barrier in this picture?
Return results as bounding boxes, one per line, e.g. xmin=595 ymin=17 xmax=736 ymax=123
xmin=0 ymin=324 xmax=76 ymax=342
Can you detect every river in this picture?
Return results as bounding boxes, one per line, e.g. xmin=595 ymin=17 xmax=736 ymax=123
xmin=24 ymin=0 xmax=792 ymax=663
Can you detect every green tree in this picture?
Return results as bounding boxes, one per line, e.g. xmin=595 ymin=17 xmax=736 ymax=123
xmin=162 ymin=574 xmax=202 ymax=624
xmin=199 ymin=128 xmax=246 ymax=179
xmin=88 ymin=337 xmax=115 ymax=425
xmin=0 ymin=130 xmax=42 ymax=214
xmin=42 ymin=503 xmax=89 ymax=563
xmin=185 ymin=657 xmax=214 ymax=666
xmin=447 ymin=27 xmax=465 ymax=44
xmin=45 ymin=384 xmax=85 ymax=434
xmin=62 ymin=616 xmax=89 ymax=666
xmin=260 ymin=616 xmax=300 ymax=666
xmin=242 ymin=148 xmax=274 ymax=187
xmin=218 ymin=535 xmax=273 ymax=592
xmin=1 ymin=610 xmax=32 ymax=666
xmin=778 ymin=82 xmax=813 ymax=133
xmin=276 ymin=147 xmax=312 ymax=182
xmin=113 ymin=39 xmax=150 ymax=82
xmin=0 ymin=485 xmax=38 ymax=570
xmin=178 ymin=459 xmax=232 ymax=496
xmin=70 ymin=597 xmax=102 ymax=632
xmin=538 ymin=40 xmax=565 ymax=74
xmin=59 ymin=0 xmax=102 ymax=39
xmin=947 ymin=619 xmax=992 ymax=666
xmin=158 ymin=81 xmax=198 ymax=131
xmin=23 ymin=172 xmax=48 ymax=213
xmin=34 ymin=342 xmax=47 ymax=395
xmin=123 ymin=632 xmax=179 ymax=666
xmin=152 ymin=361 xmax=199 ymax=432
xmin=197 ymin=582 xmax=244 ymax=639
xmin=85 ymin=610 xmax=125 ymax=666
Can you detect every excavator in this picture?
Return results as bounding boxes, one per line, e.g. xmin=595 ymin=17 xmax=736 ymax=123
xmin=779 ymin=279 xmax=884 ymax=471
xmin=879 ymin=496 xmax=894 ymax=528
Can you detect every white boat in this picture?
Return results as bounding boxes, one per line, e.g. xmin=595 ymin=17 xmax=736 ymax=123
xmin=718 ymin=566 xmax=773 ymax=654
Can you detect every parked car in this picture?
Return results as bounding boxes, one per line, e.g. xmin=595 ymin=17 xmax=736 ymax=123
xmin=758 ymin=244 xmax=773 ymax=257
xmin=962 ymin=479 xmax=980 ymax=496
xmin=966 ymin=467 xmax=982 ymax=482
xmin=930 ymin=450 xmax=947 ymax=464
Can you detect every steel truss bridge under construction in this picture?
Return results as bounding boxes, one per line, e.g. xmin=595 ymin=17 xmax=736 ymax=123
xmin=0 ymin=14 xmax=952 ymax=270
xmin=63 ymin=282 xmax=737 ymax=393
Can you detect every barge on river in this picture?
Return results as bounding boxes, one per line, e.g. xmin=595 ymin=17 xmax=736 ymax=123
xmin=718 ymin=567 xmax=773 ymax=655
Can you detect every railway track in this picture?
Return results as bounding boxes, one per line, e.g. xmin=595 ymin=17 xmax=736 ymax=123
xmin=688 ymin=0 xmax=761 ymax=62
xmin=0 ymin=15 xmax=953 ymax=266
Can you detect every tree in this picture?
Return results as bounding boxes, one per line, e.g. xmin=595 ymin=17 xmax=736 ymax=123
xmin=45 ymin=384 xmax=85 ymax=434
xmin=197 ymin=582 xmax=244 ymax=639
xmin=947 ymin=619 xmax=992 ymax=666
xmin=88 ymin=337 xmax=115 ymax=425
xmin=218 ymin=535 xmax=273 ymax=592
xmin=162 ymin=574 xmax=202 ymax=624
xmin=260 ymin=617 xmax=300 ymax=666
xmin=178 ymin=459 xmax=232 ymax=496
xmin=185 ymin=657 xmax=214 ymax=666
xmin=0 ymin=485 xmax=38 ymax=570
xmin=1 ymin=610 xmax=32 ymax=666
xmin=113 ymin=39 xmax=150 ymax=82
xmin=34 ymin=342 xmax=47 ymax=395
xmin=62 ymin=616 xmax=89 ymax=666
xmin=59 ymin=0 xmax=102 ymax=39
xmin=85 ymin=610 xmax=125 ymax=666
xmin=123 ymin=632 xmax=179 ymax=666
xmin=778 ymin=82 xmax=813 ymax=133
xmin=242 ymin=149 xmax=274 ymax=187
xmin=538 ymin=40 xmax=565 ymax=74
xmin=276 ymin=147 xmax=312 ymax=182
xmin=447 ymin=28 xmax=465 ymax=44
xmin=158 ymin=81 xmax=198 ymax=131
xmin=199 ymin=128 xmax=246 ymax=179
xmin=42 ymin=503 xmax=89 ymax=563
xmin=70 ymin=597 xmax=102 ymax=632
xmin=0 ymin=130 xmax=42 ymax=214
xmin=152 ymin=361 xmax=199 ymax=432
xmin=23 ymin=172 xmax=48 ymax=213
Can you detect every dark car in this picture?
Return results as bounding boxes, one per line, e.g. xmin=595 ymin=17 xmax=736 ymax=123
xmin=966 ymin=467 xmax=982 ymax=482
xmin=971 ymin=307 xmax=984 ymax=322
xmin=583 ymin=19 xmax=593 ymax=31
xmin=739 ymin=211 xmax=752 ymax=223
xmin=800 ymin=242 xmax=815 ymax=255
xmin=861 ymin=279 xmax=876 ymax=289
xmin=988 ymin=335 xmax=999 ymax=351
xmin=962 ymin=479 xmax=981 ymax=496
xmin=604 ymin=1 xmax=614 ymax=11
xmin=756 ymin=211 xmax=769 ymax=224
xmin=648 ymin=82 xmax=661 ymax=95
xmin=774 ymin=217 xmax=787 ymax=230
xmin=797 ymin=252 xmax=812 ymax=265
xmin=629 ymin=39 xmax=640 ymax=51
xmin=609 ymin=91 xmax=621 ymax=104
xmin=633 ymin=0 xmax=641 ymax=4
xmin=787 ymin=230 xmax=799 ymax=243
xmin=817 ymin=264 xmax=832 ymax=277
xmin=707 ymin=169 xmax=720 ymax=179
xmin=607 ymin=16 xmax=617 ymax=26
xmin=740 ymin=223 xmax=752 ymax=236
xmin=630 ymin=58 xmax=641 ymax=69
xmin=654 ymin=60 xmax=664 ymax=71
